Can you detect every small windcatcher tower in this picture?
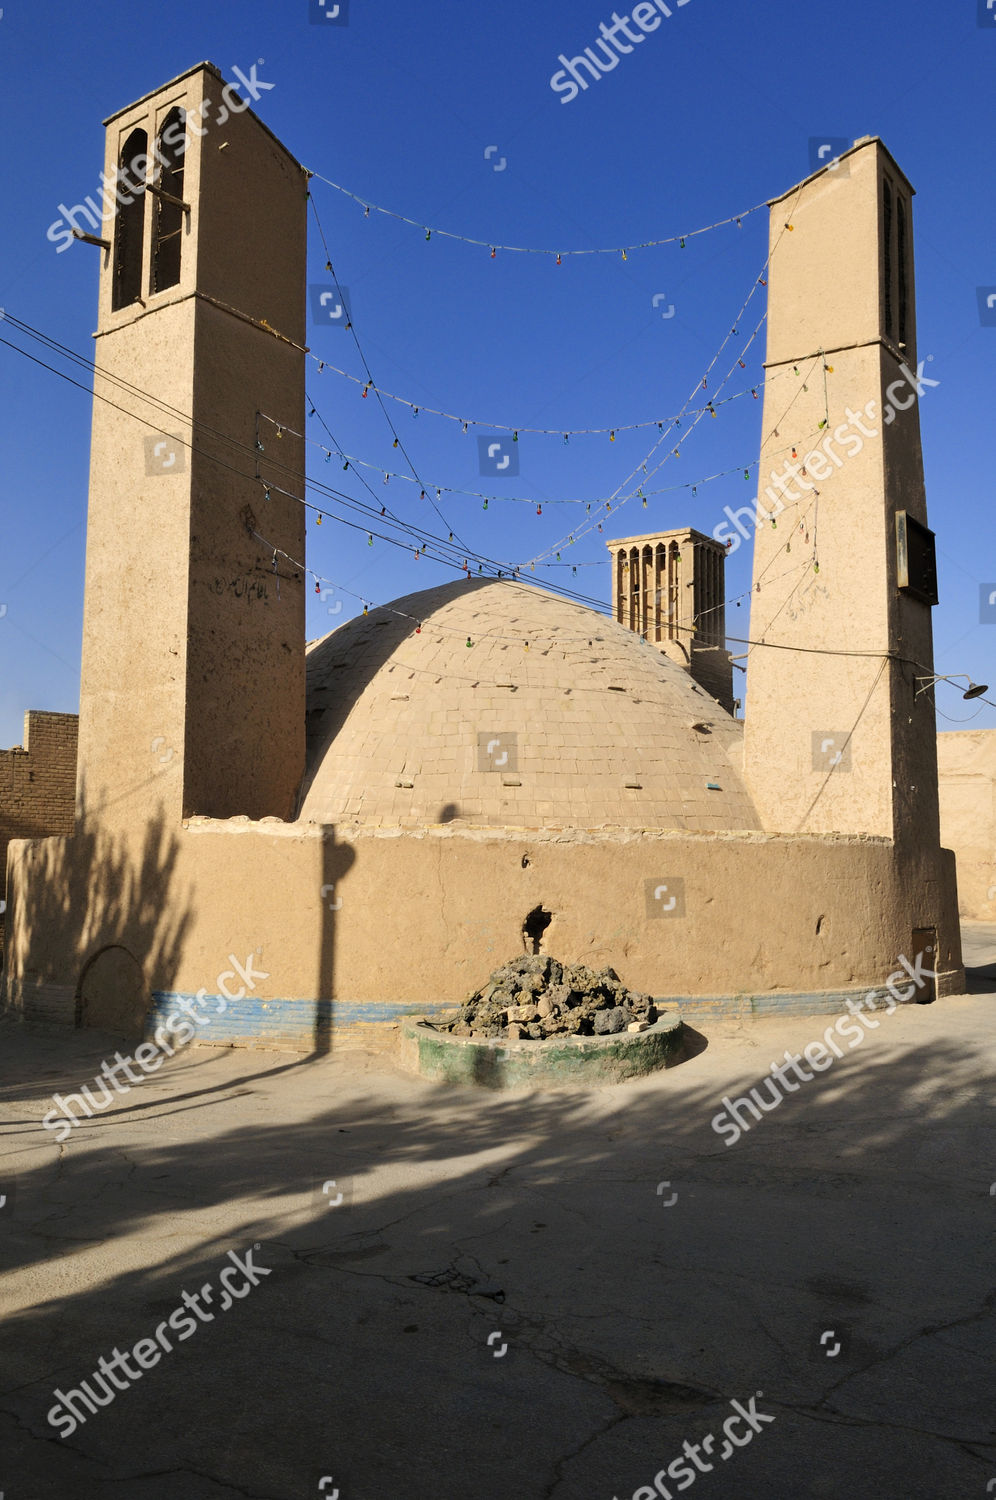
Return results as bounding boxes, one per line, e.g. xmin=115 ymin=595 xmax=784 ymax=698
xmin=76 ymin=63 xmax=308 ymax=825
xmin=607 ymin=528 xmax=734 ymax=713
xmin=743 ymin=138 xmax=942 ymax=843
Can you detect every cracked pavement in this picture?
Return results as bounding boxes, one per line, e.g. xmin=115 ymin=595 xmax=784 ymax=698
xmin=1 ymin=925 xmax=994 ymax=1498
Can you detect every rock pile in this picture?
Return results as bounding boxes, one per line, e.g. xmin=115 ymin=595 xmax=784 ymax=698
xmin=441 ymin=955 xmax=658 ymax=1041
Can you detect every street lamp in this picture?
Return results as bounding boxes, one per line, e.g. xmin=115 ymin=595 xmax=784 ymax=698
xmin=915 ymin=673 xmax=989 ymax=700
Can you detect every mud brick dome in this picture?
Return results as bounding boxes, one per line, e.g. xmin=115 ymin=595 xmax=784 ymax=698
xmin=300 ymin=578 xmax=760 ymax=832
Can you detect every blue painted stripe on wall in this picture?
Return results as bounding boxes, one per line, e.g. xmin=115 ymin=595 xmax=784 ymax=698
xmin=147 ymin=983 xmax=904 ymax=1048
xmin=660 ymin=986 xmax=899 ymax=1021
xmin=148 ymin=991 xmax=443 ymax=1047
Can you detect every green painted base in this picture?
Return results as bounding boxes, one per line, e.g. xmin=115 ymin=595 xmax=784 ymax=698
xmin=400 ymin=1011 xmax=684 ymax=1089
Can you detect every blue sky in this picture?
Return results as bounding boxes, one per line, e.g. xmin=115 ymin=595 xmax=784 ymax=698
xmin=1 ymin=0 xmax=993 ymax=747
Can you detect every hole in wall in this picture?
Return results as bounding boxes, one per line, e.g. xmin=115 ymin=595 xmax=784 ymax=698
xmin=521 ymin=855 xmax=530 ymax=869
xmin=816 ymin=915 xmax=825 ymax=935
xmin=522 ymin=905 xmax=552 ymax=955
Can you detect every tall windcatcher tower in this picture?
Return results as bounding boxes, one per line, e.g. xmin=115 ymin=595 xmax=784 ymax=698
xmin=743 ymin=138 xmax=942 ymax=845
xmin=76 ymin=63 xmax=308 ymax=825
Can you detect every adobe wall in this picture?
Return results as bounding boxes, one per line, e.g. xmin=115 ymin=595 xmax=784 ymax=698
xmin=0 ymin=712 xmax=78 ymax=957
xmin=3 ymin=817 xmax=963 ymax=1050
xmin=937 ymin=729 xmax=996 ymax=919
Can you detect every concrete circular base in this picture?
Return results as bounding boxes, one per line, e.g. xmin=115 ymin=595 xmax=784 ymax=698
xmin=399 ymin=1009 xmax=684 ymax=1089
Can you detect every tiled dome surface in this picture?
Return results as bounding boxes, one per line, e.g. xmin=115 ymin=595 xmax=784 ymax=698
xmin=299 ymin=579 xmax=760 ymax=831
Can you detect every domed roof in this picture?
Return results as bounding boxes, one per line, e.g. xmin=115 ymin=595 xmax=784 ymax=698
xmin=299 ymin=579 xmax=760 ymax=832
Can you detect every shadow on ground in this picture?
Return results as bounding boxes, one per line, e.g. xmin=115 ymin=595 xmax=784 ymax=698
xmin=0 ymin=979 xmax=993 ymax=1500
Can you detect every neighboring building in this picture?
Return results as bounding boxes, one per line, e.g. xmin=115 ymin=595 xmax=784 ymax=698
xmin=937 ymin=731 xmax=996 ymax=920
xmin=0 ymin=712 xmax=78 ymax=960
xmin=0 ymin=67 xmax=966 ymax=1049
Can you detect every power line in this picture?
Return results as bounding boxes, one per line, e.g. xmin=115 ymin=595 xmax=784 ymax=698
xmin=0 ymin=321 xmax=615 ymax=616
xmin=4 ymin=322 xmax=967 ymax=676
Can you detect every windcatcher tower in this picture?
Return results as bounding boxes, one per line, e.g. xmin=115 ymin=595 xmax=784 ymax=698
xmin=77 ymin=63 xmax=308 ymax=825
xmin=743 ymin=138 xmax=942 ymax=845
xmin=606 ymin=528 xmax=734 ymax=713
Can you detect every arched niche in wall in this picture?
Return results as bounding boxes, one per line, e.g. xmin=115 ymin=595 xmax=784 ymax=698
xmin=76 ymin=944 xmax=149 ymax=1040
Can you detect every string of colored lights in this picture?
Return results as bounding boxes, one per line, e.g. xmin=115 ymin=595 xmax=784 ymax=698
xmin=0 ymin=323 xmax=535 ymax=598
xmin=306 ymin=168 xmax=768 ymax=260
xmin=300 ymin=235 xmax=792 ymax=576
xmin=3 ymin=310 xmax=829 ymax=617
xmin=745 ymin=338 xmax=836 ymax=596
xmin=297 ymin=203 xmax=812 ymax=579
xmin=529 ymin=293 xmax=771 ymax=567
xmin=260 ymin=397 xmax=420 ymax=548
xmin=0 ymin=186 xmax=827 ymax=640
xmin=297 ymin=187 xmax=799 ymax=576
xmin=307 ymin=193 xmax=469 ymax=552
xmin=252 ymin=517 xmax=916 ymax=674
xmin=531 ymin=191 xmax=810 ymax=567
xmin=8 ymin=306 xmax=796 ymax=558
xmin=13 ymin=307 xmax=816 ymax=612
xmin=0 ymin=311 xmax=532 ymax=589
xmin=0 ymin=321 xmax=645 ymax=623
xmin=2 ymin=323 xmax=954 ymax=680
xmin=305 ymin=355 xmax=777 ymax=438
xmin=0 ymin=313 xmax=477 ymax=579
xmin=263 ymin=404 xmax=825 ymax=522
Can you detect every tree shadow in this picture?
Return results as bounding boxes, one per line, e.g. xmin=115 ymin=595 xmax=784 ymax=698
xmin=2 ymin=797 xmax=193 ymax=1042
xmin=0 ymin=1003 xmax=992 ymax=1498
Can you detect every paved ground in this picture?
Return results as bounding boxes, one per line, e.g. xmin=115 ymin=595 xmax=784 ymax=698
xmin=1 ymin=927 xmax=994 ymax=1500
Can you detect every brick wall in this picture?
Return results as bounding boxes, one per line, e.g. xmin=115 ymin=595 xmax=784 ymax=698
xmin=0 ymin=711 xmax=78 ymax=957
